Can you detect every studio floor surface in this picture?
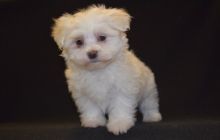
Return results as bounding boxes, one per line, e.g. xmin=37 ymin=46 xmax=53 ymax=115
xmin=0 ymin=117 xmax=220 ymax=140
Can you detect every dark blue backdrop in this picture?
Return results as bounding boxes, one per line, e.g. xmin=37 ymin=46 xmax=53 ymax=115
xmin=0 ymin=0 xmax=219 ymax=122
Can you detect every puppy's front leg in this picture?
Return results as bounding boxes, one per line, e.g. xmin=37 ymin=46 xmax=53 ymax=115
xmin=107 ymin=95 xmax=136 ymax=135
xmin=74 ymin=96 xmax=106 ymax=128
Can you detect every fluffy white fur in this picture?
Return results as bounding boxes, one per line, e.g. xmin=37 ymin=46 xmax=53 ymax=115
xmin=52 ymin=5 xmax=162 ymax=135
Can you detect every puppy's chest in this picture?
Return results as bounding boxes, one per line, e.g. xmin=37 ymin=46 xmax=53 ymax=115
xmin=75 ymin=71 xmax=114 ymax=102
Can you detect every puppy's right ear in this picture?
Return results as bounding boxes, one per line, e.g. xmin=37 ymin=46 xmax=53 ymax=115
xmin=51 ymin=14 xmax=73 ymax=50
xmin=106 ymin=8 xmax=131 ymax=32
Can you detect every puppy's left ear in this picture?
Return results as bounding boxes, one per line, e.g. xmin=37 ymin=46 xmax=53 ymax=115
xmin=51 ymin=14 xmax=73 ymax=50
xmin=107 ymin=8 xmax=131 ymax=32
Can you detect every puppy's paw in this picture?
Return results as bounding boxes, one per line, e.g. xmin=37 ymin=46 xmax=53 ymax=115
xmin=107 ymin=117 xmax=135 ymax=135
xmin=143 ymin=111 xmax=162 ymax=122
xmin=81 ymin=116 xmax=106 ymax=128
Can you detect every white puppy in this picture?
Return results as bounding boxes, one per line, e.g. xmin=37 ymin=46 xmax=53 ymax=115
xmin=52 ymin=5 xmax=162 ymax=135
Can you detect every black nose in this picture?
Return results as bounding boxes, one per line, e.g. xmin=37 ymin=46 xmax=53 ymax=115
xmin=87 ymin=50 xmax=98 ymax=59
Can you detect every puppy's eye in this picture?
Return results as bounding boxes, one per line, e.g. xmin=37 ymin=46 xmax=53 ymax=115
xmin=75 ymin=39 xmax=84 ymax=47
xmin=97 ymin=35 xmax=106 ymax=42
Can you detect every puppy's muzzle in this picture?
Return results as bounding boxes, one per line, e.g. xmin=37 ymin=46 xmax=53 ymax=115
xmin=87 ymin=50 xmax=98 ymax=60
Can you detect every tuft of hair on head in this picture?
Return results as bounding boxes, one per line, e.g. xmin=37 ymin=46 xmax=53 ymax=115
xmin=86 ymin=4 xmax=132 ymax=32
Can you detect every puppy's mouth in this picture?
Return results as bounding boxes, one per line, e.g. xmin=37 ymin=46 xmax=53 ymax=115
xmin=89 ymin=57 xmax=112 ymax=63
xmin=86 ymin=58 xmax=113 ymax=67
xmin=84 ymin=58 xmax=113 ymax=70
xmin=90 ymin=59 xmax=100 ymax=63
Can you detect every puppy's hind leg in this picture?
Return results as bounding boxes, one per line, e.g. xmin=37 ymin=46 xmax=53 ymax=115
xmin=139 ymin=87 xmax=162 ymax=122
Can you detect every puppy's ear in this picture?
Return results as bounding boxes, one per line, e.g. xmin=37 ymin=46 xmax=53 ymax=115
xmin=51 ymin=14 xmax=73 ymax=49
xmin=107 ymin=8 xmax=131 ymax=32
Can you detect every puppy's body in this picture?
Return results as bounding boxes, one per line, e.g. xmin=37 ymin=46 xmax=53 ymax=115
xmin=52 ymin=5 xmax=161 ymax=135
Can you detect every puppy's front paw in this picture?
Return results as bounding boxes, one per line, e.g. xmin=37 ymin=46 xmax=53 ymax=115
xmin=143 ymin=111 xmax=162 ymax=122
xmin=107 ymin=117 xmax=135 ymax=135
xmin=81 ymin=116 xmax=106 ymax=128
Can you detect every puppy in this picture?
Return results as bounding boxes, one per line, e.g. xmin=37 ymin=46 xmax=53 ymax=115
xmin=52 ymin=5 xmax=162 ymax=135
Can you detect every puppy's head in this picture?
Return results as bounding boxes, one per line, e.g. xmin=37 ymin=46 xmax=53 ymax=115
xmin=52 ymin=5 xmax=131 ymax=69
